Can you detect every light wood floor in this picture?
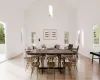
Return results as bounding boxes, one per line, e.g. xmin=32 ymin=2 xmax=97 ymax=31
xmin=0 ymin=54 xmax=100 ymax=80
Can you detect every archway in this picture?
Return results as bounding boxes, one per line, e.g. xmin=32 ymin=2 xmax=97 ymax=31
xmin=0 ymin=22 xmax=6 ymax=62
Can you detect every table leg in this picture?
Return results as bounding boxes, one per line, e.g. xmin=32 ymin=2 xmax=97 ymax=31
xmin=58 ymin=55 xmax=61 ymax=73
xmin=92 ymin=55 xmax=94 ymax=64
xmin=99 ymin=57 xmax=100 ymax=64
xmin=58 ymin=55 xmax=60 ymax=67
xmin=41 ymin=55 xmax=44 ymax=74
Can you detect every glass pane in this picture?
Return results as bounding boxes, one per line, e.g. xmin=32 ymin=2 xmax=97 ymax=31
xmin=93 ymin=24 xmax=100 ymax=44
xmin=64 ymin=32 xmax=69 ymax=44
xmin=32 ymin=39 xmax=34 ymax=43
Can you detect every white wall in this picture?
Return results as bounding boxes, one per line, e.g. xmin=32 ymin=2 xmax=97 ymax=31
xmin=0 ymin=44 xmax=5 ymax=54
xmin=0 ymin=8 xmax=25 ymax=59
xmin=77 ymin=0 xmax=100 ymax=62
xmin=25 ymin=0 xmax=77 ymax=48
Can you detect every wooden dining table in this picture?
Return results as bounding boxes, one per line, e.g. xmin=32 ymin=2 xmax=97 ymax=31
xmin=26 ymin=49 xmax=76 ymax=73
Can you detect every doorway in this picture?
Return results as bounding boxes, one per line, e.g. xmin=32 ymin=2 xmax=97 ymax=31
xmin=0 ymin=22 xmax=6 ymax=63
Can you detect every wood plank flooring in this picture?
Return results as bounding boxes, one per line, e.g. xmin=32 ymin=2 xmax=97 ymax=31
xmin=0 ymin=54 xmax=100 ymax=80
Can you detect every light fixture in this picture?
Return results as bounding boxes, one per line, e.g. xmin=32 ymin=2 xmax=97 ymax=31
xmin=49 ymin=5 xmax=53 ymax=17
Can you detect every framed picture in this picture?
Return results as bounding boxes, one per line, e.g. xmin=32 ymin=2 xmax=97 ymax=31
xmin=51 ymin=29 xmax=57 ymax=40
xmin=43 ymin=29 xmax=50 ymax=40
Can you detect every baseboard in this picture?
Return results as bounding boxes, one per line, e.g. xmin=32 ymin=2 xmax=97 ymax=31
xmin=0 ymin=60 xmax=7 ymax=64
xmin=79 ymin=53 xmax=99 ymax=63
xmin=8 ymin=53 xmax=23 ymax=60
xmin=0 ymin=53 xmax=23 ymax=64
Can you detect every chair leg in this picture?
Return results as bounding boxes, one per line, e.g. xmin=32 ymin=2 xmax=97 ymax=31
xmin=76 ymin=65 xmax=78 ymax=71
xmin=68 ymin=64 xmax=71 ymax=75
xmin=41 ymin=56 xmax=44 ymax=74
xmin=25 ymin=62 xmax=29 ymax=71
xmin=37 ymin=67 xmax=39 ymax=80
xmin=64 ymin=67 xmax=65 ymax=79
xmin=99 ymin=57 xmax=100 ymax=64
xmin=53 ymin=67 xmax=55 ymax=80
xmin=92 ymin=55 xmax=94 ymax=63
xmin=68 ymin=65 xmax=72 ymax=79
xmin=47 ymin=67 xmax=49 ymax=80
xmin=30 ymin=67 xmax=34 ymax=79
xmin=77 ymin=55 xmax=78 ymax=59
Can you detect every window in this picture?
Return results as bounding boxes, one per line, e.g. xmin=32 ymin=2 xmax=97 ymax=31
xmin=31 ymin=32 xmax=36 ymax=44
xmin=81 ymin=28 xmax=84 ymax=47
xmin=49 ymin=5 xmax=53 ymax=17
xmin=0 ymin=23 xmax=5 ymax=44
xmin=93 ymin=24 xmax=100 ymax=44
xmin=21 ymin=28 xmax=23 ymax=43
xmin=78 ymin=30 xmax=80 ymax=44
xmin=64 ymin=32 xmax=69 ymax=44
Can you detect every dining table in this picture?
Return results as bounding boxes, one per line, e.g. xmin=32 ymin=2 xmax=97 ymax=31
xmin=26 ymin=49 xmax=76 ymax=73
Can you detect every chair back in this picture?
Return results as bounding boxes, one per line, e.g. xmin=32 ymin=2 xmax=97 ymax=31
xmin=62 ymin=55 xmax=73 ymax=62
xmin=76 ymin=45 xmax=79 ymax=53
xmin=31 ymin=55 xmax=41 ymax=62
xmin=46 ymin=55 xmax=57 ymax=62
xmin=46 ymin=55 xmax=57 ymax=68
xmin=68 ymin=44 xmax=73 ymax=50
xmin=41 ymin=44 xmax=46 ymax=49
xmin=54 ymin=44 xmax=60 ymax=49
xmin=32 ymin=46 xmax=37 ymax=50
xmin=74 ymin=45 xmax=79 ymax=59
xmin=25 ymin=55 xmax=41 ymax=62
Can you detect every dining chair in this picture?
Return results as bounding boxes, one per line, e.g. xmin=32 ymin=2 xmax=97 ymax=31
xmin=24 ymin=54 xmax=33 ymax=71
xmin=41 ymin=44 xmax=47 ymax=49
xmin=32 ymin=46 xmax=37 ymax=50
xmin=30 ymin=55 xmax=41 ymax=79
xmin=46 ymin=55 xmax=57 ymax=80
xmin=61 ymin=55 xmax=73 ymax=74
xmin=76 ymin=45 xmax=79 ymax=58
xmin=71 ymin=55 xmax=78 ymax=70
xmin=72 ymin=45 xmax=79 ymax=58
xmin=64 ymin=44 xmax=73 ymax=50
xmin=54 ymin=44 xmax=60 ymax=49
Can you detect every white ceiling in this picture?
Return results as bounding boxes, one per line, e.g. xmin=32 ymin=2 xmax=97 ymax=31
xmin=0 ymin=0 xmax=36 ymax=10
xmin=0 ymin=0 xmax=78 ymax=10
xmin=66 ymin=0 xmax=79 ymax=8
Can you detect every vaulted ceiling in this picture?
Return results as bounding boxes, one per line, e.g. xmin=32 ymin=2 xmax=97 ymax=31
xmin=0 ymin=0 xmax=78 ymax=10
xmin=0 ymin=0 xmax=36 ymax=10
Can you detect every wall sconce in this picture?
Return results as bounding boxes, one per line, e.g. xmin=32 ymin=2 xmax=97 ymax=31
xmin=49 ymin=5 xmax=53 ymax=17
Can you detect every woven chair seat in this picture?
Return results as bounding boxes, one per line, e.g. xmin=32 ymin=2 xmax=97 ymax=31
xmin=47 ymin=62 xmax=55 ymax=67
xmin=25 ymin=57 xmax=33 ymax=62
xmin=72 ymin=58 xmax=77 ymax=62
xmin=62 ymin=62 xmax=72 ymax=67
xmin=32 ymin=62 xmax=40 ymax=67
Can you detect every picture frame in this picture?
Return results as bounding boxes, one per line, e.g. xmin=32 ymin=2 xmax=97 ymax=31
xmin=51 ymin=29 xmax=57 ymax=40
xmin=43 ymin=29 xmax=50 ymax=40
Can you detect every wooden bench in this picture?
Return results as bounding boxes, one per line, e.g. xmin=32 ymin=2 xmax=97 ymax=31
xmin=90 ymin=52 xmax=100 ymax=63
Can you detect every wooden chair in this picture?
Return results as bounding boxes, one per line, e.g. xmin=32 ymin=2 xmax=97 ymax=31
xmin=24 ymin=55 xmax=33 ymax=71
xmin=32 ymin=46 xmax=37 ymax=50
xmin=76 ymin=45 xmax=79 ymax=58
xmin=30 ymin=55 xmax=41 ymax=79
xmin=46 ymin=55 xmax=57 ymax=80
xmin=72 ymin=45 xmax=79 ymax=58
xmin=64 ymin=44 xmax=73 ymax=50
xmin=62 ymin=55 xmax=73 ymax=74
xmin=41 ymin=44 xmax=47 ymax=49
xmin=62 ymin=54 xmax=77 ymax=79
xmin=24 ymin=49 xmax=33 ymax=71
xmin=71 ymin=55 xmax=78 ymax=70
xmin=54 ymin=44 xmax=60 ymax=49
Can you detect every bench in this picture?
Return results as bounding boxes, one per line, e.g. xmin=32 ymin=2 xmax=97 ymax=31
xmin=90 ymin=52 xmax=100 ymax=63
